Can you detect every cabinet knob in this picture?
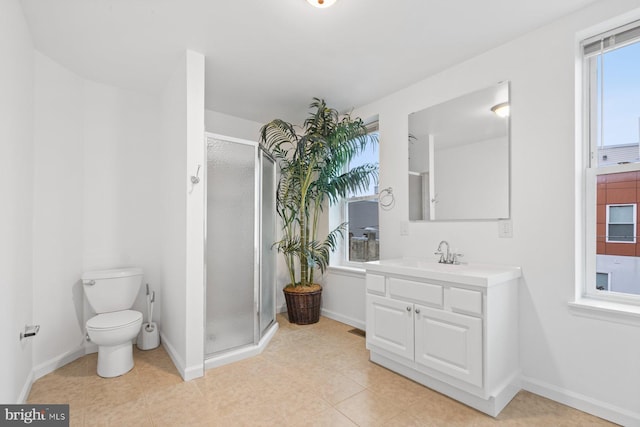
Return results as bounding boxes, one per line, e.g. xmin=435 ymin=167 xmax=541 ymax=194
xmin=406 ymin=306 xmax=412 ymax=312
xmin=415 ymin=308 xmax=421 ymax=314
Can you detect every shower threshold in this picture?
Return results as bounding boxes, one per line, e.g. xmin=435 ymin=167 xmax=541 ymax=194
xmin=204 ymin=321 xmax=279 ymax=371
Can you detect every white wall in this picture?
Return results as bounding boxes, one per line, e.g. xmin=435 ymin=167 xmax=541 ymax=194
xmin=159 ymin=57 xmax=188 ymax=375
xmin=31 ymin=52 xmax=163 ymax=378
xmin=3 ymin=6 xmax=202 ymax=395
xmin=205 ymin=110 xmax=262 ymax=142
xmin=30 ymin=47 xmax=204 ymax=386
xmin=0 ymin=0 xmax=35 ymax=404
xmin=326 ymin=0 xmax=640 ymax=424
xmin=82 ymin=80 xmax=163 ymax=323
xmin=323 ymin=270 xmax=366 ymax=330
xmin=160 ymin=51 xmax=205 ymax=380
xmin=184 ymin=51 xmax=205 ymax=379
xmin=32 ymin=52 xmax=84 ymax=373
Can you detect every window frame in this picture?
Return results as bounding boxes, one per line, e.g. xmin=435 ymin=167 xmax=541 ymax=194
xmin=581 ymin=22 xmax=640 ymax=305
xmin=330 ymin=125 xmax=380 ymax=269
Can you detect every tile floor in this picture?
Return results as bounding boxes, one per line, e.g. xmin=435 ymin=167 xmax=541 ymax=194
xmin=27 ymin=314 xmax=615 ymax=426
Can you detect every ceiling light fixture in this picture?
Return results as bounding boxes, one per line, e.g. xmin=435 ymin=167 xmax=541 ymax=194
xmin=306 ymin=0 xmax=337 ymax=8
xmin=491 ymin=102 xmax=510 ymax=118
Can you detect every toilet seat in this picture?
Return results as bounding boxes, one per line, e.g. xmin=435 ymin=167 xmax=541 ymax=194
xmin=87 ymin=310 xmax=142 ymax=331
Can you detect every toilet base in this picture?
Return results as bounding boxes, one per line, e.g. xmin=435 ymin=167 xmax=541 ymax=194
xmin=97 ymin=342 xmax=134 ymax=378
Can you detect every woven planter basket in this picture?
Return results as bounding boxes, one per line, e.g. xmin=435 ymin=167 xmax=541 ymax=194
xmin=283 ymin=286 xmax=322 ymax=325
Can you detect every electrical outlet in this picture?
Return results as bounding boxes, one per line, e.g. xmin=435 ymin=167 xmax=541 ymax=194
xmin=498 ymin=219 xmax=513 ymax=238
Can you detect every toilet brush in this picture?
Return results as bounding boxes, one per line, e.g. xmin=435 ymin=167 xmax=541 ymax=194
xmin=137 ymin=285 xmax=159 ymax=350
xmin=145 ymin=291 xmax=155 ymax=332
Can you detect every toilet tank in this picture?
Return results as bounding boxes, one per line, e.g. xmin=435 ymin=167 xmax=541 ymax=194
xmin=82 ymin=268 xmax=143 ymax=314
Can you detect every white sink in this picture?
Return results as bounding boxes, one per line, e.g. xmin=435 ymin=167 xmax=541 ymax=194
xmin=365 ymin=257 xmax=521 ymax=287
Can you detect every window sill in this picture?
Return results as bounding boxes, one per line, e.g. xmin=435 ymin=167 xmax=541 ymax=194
xmin=327 ymin=265 xmax=366 ymax=278
xmin=568 ymin=298 xmax=640 ymax=327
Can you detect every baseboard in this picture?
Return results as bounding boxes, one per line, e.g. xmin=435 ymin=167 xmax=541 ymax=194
xmin=18 ymin=371 xmax=34 ymax=404
xmin=183 ymin=364 xmax=204 ymax=381
xmin=32 ymin=346 xmax=86 ymax=382
xmin=161 ymin=335 xmax=202 ymax=381
xmin=19 ymin=345 xmax=87 ymax=403
xmin=159 ymin=332 xmax=187 ymax=380
xmin=320 ymin=308 xmax=365 ymax=330
xmin=521 ymin=375 xmax=640 ymax=426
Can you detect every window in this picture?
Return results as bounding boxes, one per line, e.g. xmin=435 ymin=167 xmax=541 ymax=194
xmin=583 ymin=20 xmax=640 ymax=300
xmin=606 ymin=204 xmax=636 ymax=243
xmin=332 ymin=124 xmax=379 ymax=265
xmin=596 ymin=272 xmax=610 ymax=291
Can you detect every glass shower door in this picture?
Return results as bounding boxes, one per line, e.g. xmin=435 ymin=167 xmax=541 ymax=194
xmin=205 ymin=137 xmax=257 ymax=355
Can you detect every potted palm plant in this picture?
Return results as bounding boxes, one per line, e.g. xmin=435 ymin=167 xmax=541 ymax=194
xmin=260 ymin=98 xmax=378 ymax=324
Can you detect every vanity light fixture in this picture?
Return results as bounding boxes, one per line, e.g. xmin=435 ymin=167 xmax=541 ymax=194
xmin=306 ymin=0 xmax=337 ymax=8
xmin=491 ymin=102 xmax=510 ymax=118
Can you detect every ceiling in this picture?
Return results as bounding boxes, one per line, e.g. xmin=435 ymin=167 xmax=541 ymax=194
xmin=20 ymin=0 xmax=598 ymax=124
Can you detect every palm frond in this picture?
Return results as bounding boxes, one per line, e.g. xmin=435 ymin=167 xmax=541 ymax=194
xmin=259 ymin=98 xmax=378 ymax=287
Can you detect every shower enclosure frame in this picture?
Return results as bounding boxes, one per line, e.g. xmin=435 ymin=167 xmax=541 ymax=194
xmin=203 ymin=132 xmax=278 ymax=370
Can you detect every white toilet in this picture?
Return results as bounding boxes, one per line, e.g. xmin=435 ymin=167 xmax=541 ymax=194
xmin=82 ymin=267 xmax=144 ymax=378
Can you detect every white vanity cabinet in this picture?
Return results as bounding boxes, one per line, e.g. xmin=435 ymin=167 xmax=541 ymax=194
xmin=368 ymin=295 xmax=483 ymax=387
xmin=415 ymin=304 xmax=483 ymax=387
xmin=365 ymin=259 xmax=521 ymax=417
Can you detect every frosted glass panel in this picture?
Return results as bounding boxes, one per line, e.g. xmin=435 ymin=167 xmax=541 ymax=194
xmin=260 ymin=152 xmax=276 ymax=337
xmin=206 ymin=138 xmax=256 ymax=355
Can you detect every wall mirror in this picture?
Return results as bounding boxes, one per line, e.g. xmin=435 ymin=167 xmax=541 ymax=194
xmin=408 ymin=81 xmax=510 ymax=221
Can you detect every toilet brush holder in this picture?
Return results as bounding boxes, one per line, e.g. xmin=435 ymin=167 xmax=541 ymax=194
xmin=137 ymin=322 xmax=159 ymax=350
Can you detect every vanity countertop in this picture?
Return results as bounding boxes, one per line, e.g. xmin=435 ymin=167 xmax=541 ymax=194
xmin=365 ymin=257 xmax=521 ymax=287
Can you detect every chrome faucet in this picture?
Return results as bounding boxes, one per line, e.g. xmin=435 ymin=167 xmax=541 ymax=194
xmin=435 ymin=240 xmax=450 ymax=263
xmin=435 ymin=240 xmax=463 ymax=264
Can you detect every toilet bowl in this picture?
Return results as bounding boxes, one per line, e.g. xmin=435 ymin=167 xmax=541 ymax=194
xmin=82 ymin=268 xmax=143 ymax=378
xmin=86 ymin=310 xmax=142 ymax=377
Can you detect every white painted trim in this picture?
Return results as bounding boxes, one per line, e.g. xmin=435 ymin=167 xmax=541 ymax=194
xmin=183 ymin=364 xmax=204 ymax=381
xmin=160 ymin=331 xmax=187 ymax=380
xmin=32 ymin=345 xmax=86 ymax=381
xmin=521 ymin=375 xmax=640 ymax=426
xmin=568 ymin=298 xmax=640 ymax=327
xmin=205 ymin=132 xmax=257 ymax=147
xmin=321 ymin=308 xmax=365 ymax=330
xmin=204 ymin=322 xmax=279 ymax=370
xmin=18 ymin=345 xmax=88 ymax=403
xmin=327 ymin=265 xmax=366 ymax=279
xmin=161 ymin=333 xmax=202 ymax=381
xmin=17 ymin=371 xmax=34 ymax=404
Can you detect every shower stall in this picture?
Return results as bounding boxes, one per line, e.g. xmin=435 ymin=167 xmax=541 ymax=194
xmin=204 ymin=133 xmax=278 ymax=369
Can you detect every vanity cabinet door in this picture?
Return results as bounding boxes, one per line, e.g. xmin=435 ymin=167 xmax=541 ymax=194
xmin=414 ymin=305 xmax=483 ymax=387
xmin=366 ymin=295 xmax=414 ymax=360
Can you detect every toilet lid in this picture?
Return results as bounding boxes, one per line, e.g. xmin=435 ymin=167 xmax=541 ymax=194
xmin=87 ymin=310 xmax=142 ymax=331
